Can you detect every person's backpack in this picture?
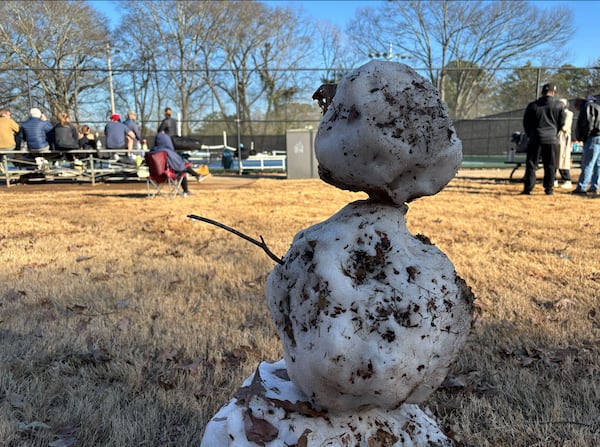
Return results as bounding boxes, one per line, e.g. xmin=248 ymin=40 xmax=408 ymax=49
xmin=511 ymin=131 xmax=529 ymax=153
xmin=587 ymin=101 xmax=600 ymax=136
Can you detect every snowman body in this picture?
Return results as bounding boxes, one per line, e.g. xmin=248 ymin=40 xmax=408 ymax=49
xmin=266 ymin=201 xmax=472 ymax=412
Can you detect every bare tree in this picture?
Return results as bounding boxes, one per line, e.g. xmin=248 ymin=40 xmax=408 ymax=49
xmin=315 ymin=21 xmax=359 ymax=84
xmin=210 ymin=1 xmax=316 ymax=137
xmin=116 ymin=1 xmax=227 ymax=136
xmin=0 ymin=1 xmax=109 ymax=121
xmin=349 ymin=0 xmax=574 ymax=119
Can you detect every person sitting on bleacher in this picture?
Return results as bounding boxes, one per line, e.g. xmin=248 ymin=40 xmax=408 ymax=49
xmin=104 ymin=114 xmax=136 ymax=160
xmin=53 ymin=112 xmax=80 ymax=161
xmin=78 ymin=125 xmax=98 ymax=151
xmin=0 ymin=109 xmax=20 ymax=151
xmin=17 ymin=108 xmax=57 ymax=163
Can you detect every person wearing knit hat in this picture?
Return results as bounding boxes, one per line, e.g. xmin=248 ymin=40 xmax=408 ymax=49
xmin=572 ymin=95 xmax=600 ymax=195
xmin=17 ymin=106 xmax=53 ymax=155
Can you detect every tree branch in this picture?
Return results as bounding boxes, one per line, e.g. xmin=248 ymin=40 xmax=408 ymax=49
xmin=187 ymin=214 xmax=284 ymax=265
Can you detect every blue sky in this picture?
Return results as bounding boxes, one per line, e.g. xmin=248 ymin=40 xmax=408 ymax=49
xmin=92 ymin=0 xmax=599 ymax=67
xmin=277 ymin=0 xmax=600 ymax=67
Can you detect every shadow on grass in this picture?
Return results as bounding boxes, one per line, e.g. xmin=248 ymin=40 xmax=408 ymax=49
xmin=84 ymin=192 xmax=150 ymax=199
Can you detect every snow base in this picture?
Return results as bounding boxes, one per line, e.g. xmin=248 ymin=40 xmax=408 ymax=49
xmin=200 ymin=359 xmax=453 ymax=447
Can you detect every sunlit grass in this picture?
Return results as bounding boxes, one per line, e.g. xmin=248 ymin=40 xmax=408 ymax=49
xmin=0 ymin=171 xmax=598 ymax=446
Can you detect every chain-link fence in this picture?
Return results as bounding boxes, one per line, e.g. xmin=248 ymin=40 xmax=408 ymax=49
xmin=2 ymin=65 xmax=598 ymax=156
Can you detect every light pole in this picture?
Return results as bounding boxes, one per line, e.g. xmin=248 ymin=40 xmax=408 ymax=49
xmin=368 ymin=42 xmax=407 ymax=61
xmin=231 ymin=66 xmax=243 ymax=176
xmin=107 ymin=43 xmax=115 ymax=115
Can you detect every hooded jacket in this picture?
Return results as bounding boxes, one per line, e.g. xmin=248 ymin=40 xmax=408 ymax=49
xmin=576 ymin=97 xmax=600 ymax=141
xmin=523 ymin=95 xmax=565 ymax=145
xmin=150 ymin=131 xmax=187 ymax=172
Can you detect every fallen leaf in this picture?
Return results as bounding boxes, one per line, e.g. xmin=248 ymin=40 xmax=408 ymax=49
xmin=440 ymin=374 xmax=467 ymax=390
xmin=87 ymin=341 xmax=111 ymax=362
xmin=243 ymin=409 xmax=278 ymax=446
xmin=118 ymin=318 xmax=130 ymax=331
xmin=272 ymin=368 xmax=290 ymax=381
xmin=158 ymin=374 xmax=176 ymax=390
xmin=5 ymin=288 xmax=26 ymax=301
xmin=66 ymin=304 xmax=88 ymax=314
xmin=49 ymin=437 xmax=78 ymax=447
xmin=166 ymin=248 xmax=183 ymax=258
xmin=8 ymin=392 xmax=26 ymax=409
xmin=367 ymin=427 xmax=399 ymax=446
xmin=267 ymin=398 xmax=328 ymax=418
xmin=114 ymin=300 xmax=129 ymax=309
xmin=157 ymin=347 xmax=184 ymax=363
xmin=235 ymin=366 xmax=266 ymax=404
xmin=17 ymin=421 xmax=50 ymax=432
xmin=55 ymin=423 xmax=77 ymax=436
xmin=178 ymin=358 xmax=202 ymax=375
xmin=297 ymin=429 xmax=312 ymax=447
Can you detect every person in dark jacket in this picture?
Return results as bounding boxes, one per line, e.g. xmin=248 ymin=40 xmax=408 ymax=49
xmin=572 ymin=95 xmax=600 ymax=195
xmin=53 ymin=112 xmax=80 ymax=161
xmin=17 ymin=107 xmax=56 ymax=163
xmin=150 ymin=131 xmax=202 ymax=196
xmin=18 ymin=108 xmax=53 ymax=152
xmin=521 ymin=83 xmax=566 ymax=195
xmin=78 ymin=125 xmax=98 ymax=150
xmin=157 ymin=107 xmax=177 ymax=137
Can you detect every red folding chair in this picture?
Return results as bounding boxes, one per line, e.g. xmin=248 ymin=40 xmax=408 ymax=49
xmin=144 ymin=151 xmax=187 ymax=198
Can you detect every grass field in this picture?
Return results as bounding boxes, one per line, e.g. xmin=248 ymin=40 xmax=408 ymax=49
xmin=0 ymin=170 xmax=598 ymax=446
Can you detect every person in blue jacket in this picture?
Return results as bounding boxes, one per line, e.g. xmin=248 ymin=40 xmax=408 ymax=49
xmin=150 ymin=131 xmax=202 ymax=195
xmin=17 ymin=107 xmax=56 ymax=162
xmin=105 ymin=114 xmax=136 ymax=159
xmin=18 ymin=108 xmax=53 ymax=151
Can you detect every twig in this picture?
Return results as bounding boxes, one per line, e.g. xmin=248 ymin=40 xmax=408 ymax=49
xmin=187 ymin=214 xmax=284 ymax=265
xmin=537 ymin=420 xmax=595 ymax=428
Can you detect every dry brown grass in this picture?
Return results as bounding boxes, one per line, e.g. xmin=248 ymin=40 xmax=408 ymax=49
xmin=0 ymin=170 xmax=599 ymax=447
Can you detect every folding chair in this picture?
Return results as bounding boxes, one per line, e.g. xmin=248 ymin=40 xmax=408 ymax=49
xmin=144 ymin=151 xmax=187 ymax=198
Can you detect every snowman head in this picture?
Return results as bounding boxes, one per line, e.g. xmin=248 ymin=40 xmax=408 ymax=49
xmin=314 ymin=60 xmax=462 ymax=205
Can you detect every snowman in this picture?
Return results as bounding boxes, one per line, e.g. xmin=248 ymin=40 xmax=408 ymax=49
xmin=201 ymin=60 xmax=474 ymax=446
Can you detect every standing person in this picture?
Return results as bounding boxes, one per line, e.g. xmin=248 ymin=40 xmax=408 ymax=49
xmin=150 ymin=131 xmax=202 ymax=196
xmin=104 ymin=113 xmax=135 ymax=159
xmin=0 ymin=109 xmax=20 ymax=151
xmin=157 ymin=107 xmax=177 ymax=137
xmin=53 ymin=112 xmax=80 ymax=161
xmin=521 ymin=83 xmax=565 ymax=195
xmin=556 ymin=98 xmax=573 ymax=189
xmin=123 ymin=111 xmax=142 ymax=153
xmin=17 ymin=108 xmax=55 ymax=161
xmin=572 ymin=95 xmax=600 ymax=195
